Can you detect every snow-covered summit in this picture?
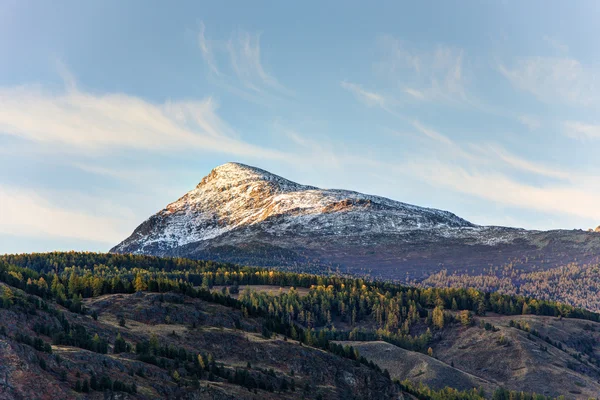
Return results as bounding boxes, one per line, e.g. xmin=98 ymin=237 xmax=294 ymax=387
xmin=196 ymin=162 xmax=316 ymax=192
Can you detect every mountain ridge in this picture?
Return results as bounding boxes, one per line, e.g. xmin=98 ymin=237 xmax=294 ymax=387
xmin=111 ymin=162 xmax=476 ymax=255
xmin=111 ymin=162 xmax=600 ymax=279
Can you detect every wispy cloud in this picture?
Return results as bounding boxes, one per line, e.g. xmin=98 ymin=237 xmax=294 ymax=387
xmin=409 ymin=120 xmax=568 ymax=180
xmin=543 ymin=35 xmax=569 ymax=54
xmin=337 ymin=36 xmax=599 ymax=222
xmin=197 ymin=21 xmax=291 ymax=100
xmin=564 ymin=121 xmax=600 ymax=140
xmin=468 ymin=143 xmax=570 ymax=180
xmin=499 ymin=57 xmax=599 ymax=106
xmin=0 ymin=83 xmax=286 ymax=159
xmin=398 ymin=158 xmax=600 ymax=221
xmin=411 ymin=121 xmax=454 ymax=146
xmin=0 ymin=185 xmax=129 ymax=244
xmin=227 ymin=31 xmax=288 ymax=94
xmin=403 ymin=88 xmax=426 ymax=100
xmin=340 ymin=81 xmax=387 ymax=108
xmin=518 ymin=115 xmax=541 ymax=131
xmin=198 ymin=21 xmax=220 ymax=75
xmin=375 ymin=35 xmax=467 ymax=103
xmin=274 ymin=122 xmax=344 ymax=169
xmin=377 ymin=121 xmax=600 ymax=222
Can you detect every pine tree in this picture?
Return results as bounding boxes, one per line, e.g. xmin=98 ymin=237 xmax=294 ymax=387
xmin=149 ymin=333 xmax=159 ymax=354
xmin=477 ymin=300 xmax=487 ymax=316
xmin=432 ymin=306 xmax=444 ymax=329
xmin=90 ymin=374 xmax=98 ymax=390
xmin=451 ymin=298 xmax=458 ymax=311
xmin=1 ymin=286 xmax=14 ymax=307
xmin=92 ymin=333 xmax=101 ymax=352
xmin=114 ymin=332 xmax=128 ymax=353
xmin=68 ymin=272 xmax=79 ymax=296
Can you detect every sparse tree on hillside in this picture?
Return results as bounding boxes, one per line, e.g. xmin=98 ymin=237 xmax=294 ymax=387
xmin=1 ymin=286 xmax=14 ymax=307
xmin=114 ymin=332 xmax=128 ymax=354
xmin=433 ymin=306 xmax=444 ymax=329
xmin=459 ymin=310 xmax=473 ymax=326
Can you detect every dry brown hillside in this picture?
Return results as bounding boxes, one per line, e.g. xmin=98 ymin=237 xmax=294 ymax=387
xmin=339 ymin=314 xmax=600 ymax=399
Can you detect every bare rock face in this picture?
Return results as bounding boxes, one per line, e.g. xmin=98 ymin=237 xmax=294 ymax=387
xmin=111 ymin=163 xmax=600 ymax=279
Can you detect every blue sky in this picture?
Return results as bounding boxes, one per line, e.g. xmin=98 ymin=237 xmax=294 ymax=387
xmin=2 ymin=1 xmax=600 ymax=253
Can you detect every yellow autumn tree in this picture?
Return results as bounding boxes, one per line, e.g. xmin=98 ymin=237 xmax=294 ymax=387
xmin=432 ymin=306 xmax=445 ymax=330
xmin=134 ymin=274 xmax=147 ymax=292
xmin=1 ymin=286 xmax=14 ymax=306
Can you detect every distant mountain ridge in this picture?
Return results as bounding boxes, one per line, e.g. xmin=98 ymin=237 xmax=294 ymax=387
xmin=111 ymin=162 xmax=600 ymax=279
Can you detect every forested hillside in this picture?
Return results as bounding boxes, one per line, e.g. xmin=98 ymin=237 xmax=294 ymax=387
xmin=415 ymin=262 xmax=600 ymax=312
xmin=1 ymin=252 xmax=598 ymax=399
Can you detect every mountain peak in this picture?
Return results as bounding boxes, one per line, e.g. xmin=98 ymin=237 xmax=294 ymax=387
xmin=112 ymin=163 xmax=478 ymax=258
xmin=212 ymin=162 xmax=268 ymax=177
xmin=197 ymin=162 xmax=313 ymax=192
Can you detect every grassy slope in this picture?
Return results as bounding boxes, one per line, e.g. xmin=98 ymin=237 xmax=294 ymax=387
xmin=334 ymin=340 xmax=496 ymax=393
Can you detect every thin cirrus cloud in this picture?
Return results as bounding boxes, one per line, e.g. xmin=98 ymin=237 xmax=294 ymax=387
xmin=340 ymin=76 xmax=569 ymax=185
xmin=403 ymin=88 xmax=426 ymax=100
xmin=499 ymin=53 xmax=600 ymax=145
xmin=518 ymin=115 xmax=541 ymax=131
xmin=198 ymin=21 xmax=291 ymax=100
xmin=0 ymin=185 xmax=129 ymax=244
xmin=374 ymin=35 xmax=467 ymax=103
xmin=564 ymin=121 xmax=600 ymax=140
xmin=498 ymin=56 xmax=599 ymax=107
xmin=543 ymin=35 xmax=569 ymax=54
xmin=339 ymin=34 xmax=600 ymax=223
xmin=0 ymin=83 xmax=287 ymax=159
xmin=397 ymin=158 xmax=600 ymax=221
xmin=392 ymin=122 xmax=600 ymax=221
xmin=340 ymin=81 xmax=387 ymax=108
xmin=409 ymin=120 xmax=569 ymax=181
xmin=344 ymin=75 xmax=595 ymax=221
xmin=198 ymin=21 xmax=220 ymax=76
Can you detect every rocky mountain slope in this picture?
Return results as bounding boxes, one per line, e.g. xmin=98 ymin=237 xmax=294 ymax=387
xmin=111 ymin=163 xmax=600 ymax=279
